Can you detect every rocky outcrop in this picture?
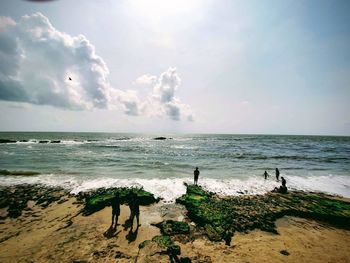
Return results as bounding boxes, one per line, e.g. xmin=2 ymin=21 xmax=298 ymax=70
xmin=155 ymin=220 xmax=190 ymax=236
xmin=0 ymin=184 xmax=68 ymax=218
xmin=138 ymin=235 xmax=183 ymax=262
xmin=80 ymin=187 xmax=159 ymax=216
xmin=176 ymin=184 xmax=350 ymax=243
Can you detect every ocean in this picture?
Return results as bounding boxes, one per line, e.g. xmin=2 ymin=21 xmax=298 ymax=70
xmin=1 ymin=132 xmax=350 ymax=201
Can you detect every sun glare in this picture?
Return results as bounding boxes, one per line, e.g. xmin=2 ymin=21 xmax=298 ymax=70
xmin=128 ymin=0 xmax=202 ymax=23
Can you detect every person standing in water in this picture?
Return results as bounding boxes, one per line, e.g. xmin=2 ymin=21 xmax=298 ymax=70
xmin=264 ymin=171 xmax=269 ymax=180
xmin=276 ymin=168 xmax=280 ymax=181
xmin=281 ymin=177 xmax=286 ymax=187
xmin=194 ymin=167 xmax=200 ymax=185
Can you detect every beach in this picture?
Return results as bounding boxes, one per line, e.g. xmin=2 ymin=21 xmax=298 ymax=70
xmin=1 ymin=184 xmax=350 ymax=263
xmin=1 ymin=0 xmax=350 ymax=261
xmin=1 ymin=133 xmax=350 ymax=262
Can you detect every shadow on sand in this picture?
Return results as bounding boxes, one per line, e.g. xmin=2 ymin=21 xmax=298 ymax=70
xmin=103 ymin=226 xmax=121 ymax=239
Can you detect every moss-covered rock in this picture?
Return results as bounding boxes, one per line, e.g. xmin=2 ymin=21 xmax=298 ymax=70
xmin=176 ymin=185 xmax=350 ymax=243
xmin=81 ymin=187 xmax=159 ymax=216
xmin=156 ymin=220 xmax=190 ymax=236
xmin=152 ymin=235 xmax=181 ymax=256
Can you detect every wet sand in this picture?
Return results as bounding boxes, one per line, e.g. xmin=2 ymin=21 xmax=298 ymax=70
xmin=1 ymin=194 xmax=350 ymax=263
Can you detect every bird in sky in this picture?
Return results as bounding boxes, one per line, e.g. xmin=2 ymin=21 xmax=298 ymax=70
xmin=69 ymin=77 xmax=72 ymax=81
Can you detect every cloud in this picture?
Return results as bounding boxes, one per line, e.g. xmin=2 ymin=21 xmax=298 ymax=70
xmin=0 ymin=13 xmax=193 ymax=121
xmin=0 ymin=13 xmax=115 ymax=110
xmin=0 ymin=16 xmax=16 ymax=31
xmin=133 ymin=74 xmax=157 ymax=85
xmin=142 ymin=68 xmax=194 ymax=121
xmin=112 ymin=89 xmax=140 ymax=116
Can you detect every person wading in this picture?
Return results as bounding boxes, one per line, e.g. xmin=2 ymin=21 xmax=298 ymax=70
xmin=276 ymin=168 xmax=280 ymax=181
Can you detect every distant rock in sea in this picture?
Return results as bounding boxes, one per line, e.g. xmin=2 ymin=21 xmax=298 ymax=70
xmin=0 ymin=169 xmax=40 ymax=176
xmin=39 ymin=140 xmax=49 ymax=143
xmin=0 ymin=139 xmax=16 ymax=143
xmin=154 ymin=137 xmax=173 ymax=140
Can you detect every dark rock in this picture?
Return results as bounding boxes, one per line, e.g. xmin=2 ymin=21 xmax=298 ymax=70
xmin=115 ymin=251 xmax=131 ymax=259
xmin=50 ymin=140 xmax=61 ymax=143
xmin=154 ymin=137 xmax=167 ymax=140
xmin=81 ymin=187 xmax=159 ymax=216
xmin=0 ymin=184 xmax=68 ymax=219
xmin=280 ymin=250 xmax=290 ymax=256
xmin=38 ymin=140 xmax=49 ymax=143
xmin=0 ymin=139 xmax=16 ymax=143
xmin=57 ymin=198 xmax=68 ymax=204
xmin=152 ymin=235 xmax=181 ymax=256
xmin=139 ymin=240 xmax=151 ymax=249
xmin=0 ymin=170 xmax=40 ymax=176
xmin=19 ymin=140 xmax=28 ymax=142
xmin=137 ymin=238 xmax=169 ymax=262
xmin=156 ymin=220 xmax=190 ymax=236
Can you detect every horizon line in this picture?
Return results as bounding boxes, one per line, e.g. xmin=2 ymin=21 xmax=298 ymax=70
xmin=0 ymin=130 xmax=349 ymax=137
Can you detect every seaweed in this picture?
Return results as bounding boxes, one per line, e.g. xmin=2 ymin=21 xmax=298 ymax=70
xmin=81 ymin=187 xmax=159 ymax=216
xmin=176 ymin=184 xmax=350 ymax=243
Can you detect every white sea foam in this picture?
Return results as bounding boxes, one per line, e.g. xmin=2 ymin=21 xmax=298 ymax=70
xmin=60 ymin=140 xmax=86 ymax=145
xmin=15 ymin=140 xmax=37 ymax=144
xmin=1 ymin=174 xmax=349 ymax=202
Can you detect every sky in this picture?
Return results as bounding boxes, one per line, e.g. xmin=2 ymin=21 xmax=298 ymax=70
xmin=0 ymin=0 xmax=349 ymax=135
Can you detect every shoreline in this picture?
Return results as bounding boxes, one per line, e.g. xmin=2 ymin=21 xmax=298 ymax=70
xmin=0 ymin=184 xmax=350 ymax=262
xmin=1 ymin=174 xmax=349 ymax=202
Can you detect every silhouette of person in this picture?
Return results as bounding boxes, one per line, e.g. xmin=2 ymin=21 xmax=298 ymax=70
xmin=111 ymin=192 xmax=120 ymax=229
xmin=264 ymin=171 xmax=269 ymax=180
xmin=276 ymin=168 xmax=280 ymax=181
xmin=128 ymin=192 xmax=140 ymax=228
xmin=272 ymin=176 xmax=288 ymax=194
xmin=281 ymin=177 xmax=286 ymax=187
xmin=194 ymin=167 xmax=200 ymax=185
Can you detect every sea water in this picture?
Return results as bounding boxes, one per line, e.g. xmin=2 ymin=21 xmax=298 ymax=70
xmin=0 ymin=132 xmax=349 ymax=201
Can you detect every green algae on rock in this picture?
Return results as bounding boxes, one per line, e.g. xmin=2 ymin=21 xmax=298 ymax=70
xmin=81 ymin=187 xmax=159 ymax=216
xmin=155 ymin=220 xmax=190 ymax=236
xmin=145 ymin=235 xmax=181 ymax=257
xmin=138 ymin=235 xmax=184 ymax=263
xmin=176 ymin=184 xmax=350 ymax=243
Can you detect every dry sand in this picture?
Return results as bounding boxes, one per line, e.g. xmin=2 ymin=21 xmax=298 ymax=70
xmin=0 ymin=197 xmax=350 ymax=263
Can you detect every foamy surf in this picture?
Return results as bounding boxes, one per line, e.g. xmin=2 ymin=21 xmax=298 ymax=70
xmin=1 ymin=174 xmax=349 ymax=202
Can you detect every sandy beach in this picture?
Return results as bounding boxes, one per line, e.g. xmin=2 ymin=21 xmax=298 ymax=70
xmin=1 ymin=185 xmax=350 ymax=263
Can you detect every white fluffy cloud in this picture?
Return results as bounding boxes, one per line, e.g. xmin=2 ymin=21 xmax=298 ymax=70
xmin=0 ymin=13 xmax=193 ymax=120
xmin=134 ymin=74 xmax=157 ymax=86
xmin=142 ymin=68 xmax=194 ymax=121
xmin=0 ymin=13 xmax=114 ymax=110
